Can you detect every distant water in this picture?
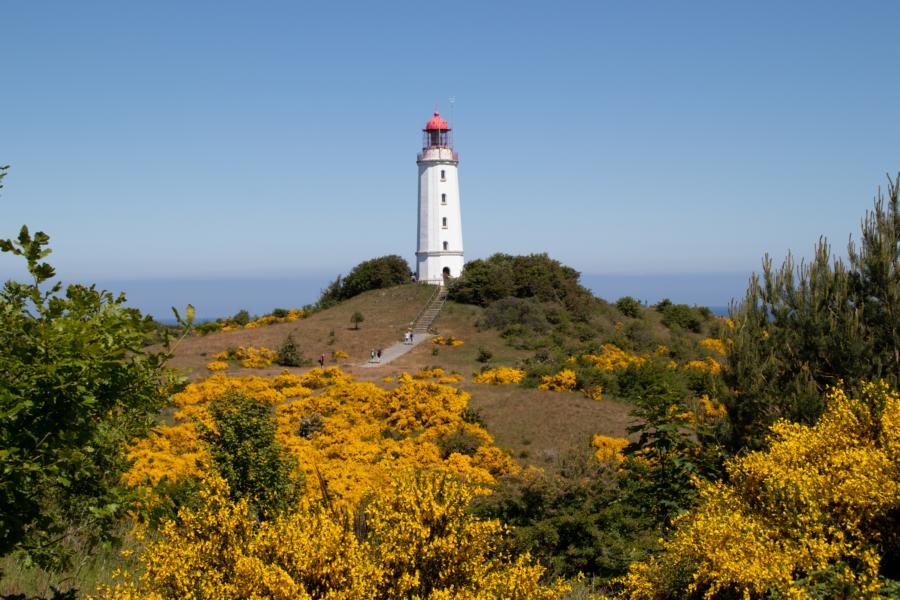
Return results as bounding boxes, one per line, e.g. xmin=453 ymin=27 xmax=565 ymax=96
xmin=93 ymin=272 xmax=743 ymax=323
xmin=94 ymin=275 xmax=333 ymax=323
xmin=580 ymin=272 xmax=748 ymax=313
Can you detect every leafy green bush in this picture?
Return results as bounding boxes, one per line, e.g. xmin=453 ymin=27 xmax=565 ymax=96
xmin=0 ymin=218 xmax=180 ymax=572
xmin=436 ymin=429 xmax=484 ymax=459
xmin=317 ymin=255 xmax=412 ymax=307
xmin=615 ymin=296 xmax=642 ymax=318
xmin=472 ymin=445 xmax=658 ymax=582
xmin=449 ymin=253 xmax=595 ymax=319
xmin=460 ymin=407 xmax=487 ymax=428
xmin=195 ymin=320 xmax=223 ymax=335
xmin=479 ymin=296 xmax=550 ymax=335
xmin=276 ymin=333 xmax=310 ymax=367
xmin=297 ymin=413 xmax=325 ymax=439
xmin=659 ymin=302 xmax=705 ymax=333
xmin=476 ymin=346 xmax=493 ymax=363
xmin=198 ymin=394 xmax=302 ymax=519
xmin=230 ymin=308 xmax=251 ymax=326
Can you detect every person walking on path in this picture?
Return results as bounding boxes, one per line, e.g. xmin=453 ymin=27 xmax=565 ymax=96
xmin=318 ymin=354 xmax=325 ymax=368
xmin=377 ymin=349 xmax=382 ymax=362
xmin=370 ymin=349 xmax=376 ymax=363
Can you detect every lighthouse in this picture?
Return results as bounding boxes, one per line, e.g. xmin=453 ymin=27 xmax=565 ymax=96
xmin=416 ymin=111 xmax=464 ymax=284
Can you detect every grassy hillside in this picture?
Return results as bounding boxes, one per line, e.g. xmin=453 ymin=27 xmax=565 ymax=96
xmin=166 ymin=283 xmax=435 ymax=377
xmin=166 ymin=285 xmax=713 ymax=473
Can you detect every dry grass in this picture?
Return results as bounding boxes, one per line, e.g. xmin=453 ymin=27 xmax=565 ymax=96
xmin=166 ymin=284 xmax=435 ymax=380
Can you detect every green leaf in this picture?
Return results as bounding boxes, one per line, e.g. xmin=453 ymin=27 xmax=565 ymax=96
xmin=185 ymin=304 xmax=196 ymax=326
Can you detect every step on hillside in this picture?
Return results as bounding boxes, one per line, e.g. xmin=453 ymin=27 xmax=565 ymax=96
xmin=410 ymin=285 xmax=448 ymax=333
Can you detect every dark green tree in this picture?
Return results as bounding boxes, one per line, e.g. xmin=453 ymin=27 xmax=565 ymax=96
xmin=724 ymin=174 xmax=900 ymax=450
xmin=198 ymin=394 xmax=302 ymax=519
xmin=615 ymin=296 xmax=642 ymax=318
xmin=276 ymin=333 xmax=309 ymax=367
xmin=449 ymin=253 xmax=595 ymax=318
xmin=351 ymin=310 xmax=364 ymax=330
xmin=317 ymin=255 xmax=412 ymax=307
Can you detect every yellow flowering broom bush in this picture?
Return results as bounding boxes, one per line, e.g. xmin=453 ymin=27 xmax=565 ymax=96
xmin=619 ymin=381 xmax=900 ymax=598
xmin=592 ymin=435 xmax=629 ymax=465
xmin=214 ymin=345 xmax=278 ymax=368
xmin=126 ymin=368 xmax=519 ymax=507
xmin=578 ymin=343 xmax=648 ymax=372
xmin=473 ymin=367 xmax=525 ymax=385
xmin=538 ymin=368 xmax=577 ymax=392
xmin=95 ymin=471 xmax=571 ymax=599
xmin=432 ymin=335 xmax=464 ymax=347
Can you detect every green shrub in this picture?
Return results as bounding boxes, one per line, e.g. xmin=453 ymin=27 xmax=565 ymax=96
xmin=460 ymin=407 xmax=487 ymax=428
xmin=479 ymin=297 xmax=550 ymax=334
xmin=195 ymin=320 xmax=223 ymax=335
xmin=317 ymin=255 xmax=412 ymax=307
xmin=449 ymin=253 xmax=595 ymax=319
xmin=276 ymin=334 xmax=310 ymax=367
xmin=436 ymin=429 xmax=484 ymax=459
xmin=297 ymin=413 xmax=325 ymax=439
xmin=230 ymin=309 xmax=251 ymax=326
xmin=198 ymin=394 xmax=302 ymax=519
xmin=659 ymin=302 xmax=705 ymax=333
xmin=0 ymin=216 xmax=180 ymax=572
xmin=476 ymin=346 xmax=493 ymax=363
xmin=615 ymin=296 xmax=642 ymax=318
xmin=472 ymin=444 xmax=658 ymax=581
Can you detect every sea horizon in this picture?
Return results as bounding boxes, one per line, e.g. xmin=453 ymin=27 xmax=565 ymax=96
xmin=74 ymin=271 xmax=746 ymax=323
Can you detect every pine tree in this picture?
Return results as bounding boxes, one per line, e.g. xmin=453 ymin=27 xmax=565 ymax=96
xmin=724 ymin=174 xmax=900 ymax=450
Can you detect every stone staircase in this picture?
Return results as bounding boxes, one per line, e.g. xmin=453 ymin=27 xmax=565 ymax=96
xmin=410 ymin=285 xmax=448 ymax=335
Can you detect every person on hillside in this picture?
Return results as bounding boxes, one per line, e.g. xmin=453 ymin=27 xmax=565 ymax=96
xmin=370 ymin=349 xmax=376 ymax=363
xmin=377 ymin=349 xmax=382 ymax=362
xmin=318 ymin=354 xmax=325 ymax=368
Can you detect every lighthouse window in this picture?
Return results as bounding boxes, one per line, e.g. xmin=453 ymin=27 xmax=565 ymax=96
xmin=440 ymin=170 xmax=446 ymax=181
xmin=443 ymin=241 xmax=449 ymax=250
xmin=441 ymin=193 xmax=447 ymax=204
xmin=442 ymin=217 xmax=447 ymax=228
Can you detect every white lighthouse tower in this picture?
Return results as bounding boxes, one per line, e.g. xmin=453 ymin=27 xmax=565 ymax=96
xmin=416 ymin=111 xmax=464 ymax=284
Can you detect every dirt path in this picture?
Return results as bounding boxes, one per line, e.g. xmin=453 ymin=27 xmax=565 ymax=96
xmin=358 ymin=333 xmax=434 ymax=368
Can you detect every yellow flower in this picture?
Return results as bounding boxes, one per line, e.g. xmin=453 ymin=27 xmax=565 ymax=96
xmin=473 ymin=367 xmax=525 ymax=385
xmin=591 ymin=434 xmax=628 ymax=464
xmin=538 ymin=369 xmax=577 ymax=392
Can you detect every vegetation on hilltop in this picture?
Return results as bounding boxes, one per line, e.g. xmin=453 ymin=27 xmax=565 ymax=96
xmin=449 ymin=252 xmax=595 ymax=318
xmin=317 ymin=254 xmax=412 ymax=308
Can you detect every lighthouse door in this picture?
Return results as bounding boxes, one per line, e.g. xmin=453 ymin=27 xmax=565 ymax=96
xmin=442 ymin=266 xmax=451 ymax=286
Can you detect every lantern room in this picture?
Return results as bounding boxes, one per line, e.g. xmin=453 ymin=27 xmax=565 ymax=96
xmin=423 ymin=111 xmax=452 ymax=149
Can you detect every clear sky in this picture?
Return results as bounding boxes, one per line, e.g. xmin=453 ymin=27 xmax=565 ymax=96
xmin=2 ymin=1 xmax=899 ymax=317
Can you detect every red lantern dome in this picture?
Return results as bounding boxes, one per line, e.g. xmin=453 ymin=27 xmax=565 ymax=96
xmin=424 ymin=111 xmax=450 ymax=131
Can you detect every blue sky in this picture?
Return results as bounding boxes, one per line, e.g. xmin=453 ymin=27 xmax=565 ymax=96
xmin=2 ymin=1 xmax=899 ymax=317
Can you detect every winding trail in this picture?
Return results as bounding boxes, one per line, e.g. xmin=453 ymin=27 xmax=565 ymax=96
xmin=358 ymin=333 xmax=434 ymax=368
